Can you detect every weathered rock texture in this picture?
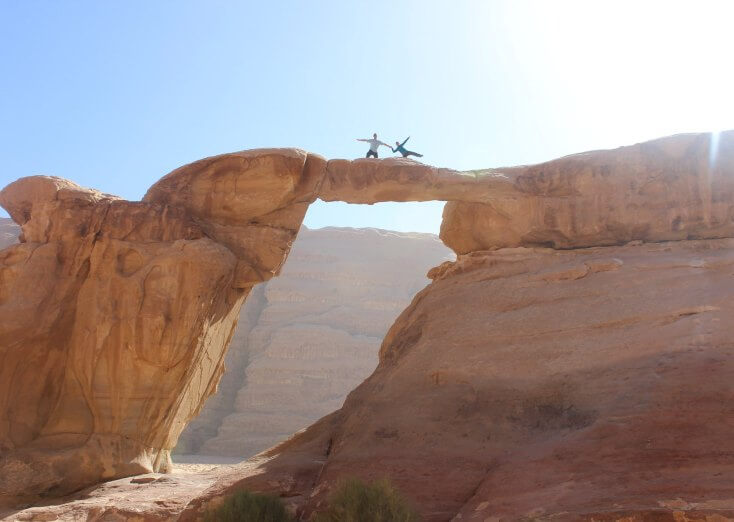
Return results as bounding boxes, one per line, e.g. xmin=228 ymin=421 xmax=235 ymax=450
xmin=0 ymin=150 xmax=472 ymax=507
xmin=0 ymin=151 xmax=329 ymax=507
xmin=175 ymin=226 xmax=453 ymax=457
xmin=1 ymin=459 xmax=239 ymax=522
xmin=183 ymin=238 xmax=734 ymax=521
xmin=441 ymin=132 xmax=734 ymax=253
xmin=3 ymin=130 xmax=734 ymax=518
xmin=0 ymin=177 xmax=247 ymax=508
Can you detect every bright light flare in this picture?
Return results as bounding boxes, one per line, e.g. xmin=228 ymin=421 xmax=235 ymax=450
xmin=709 ymin=131 xmax=721 ymax=171
xmin=492 ymin=1 xmax=734 ymax=142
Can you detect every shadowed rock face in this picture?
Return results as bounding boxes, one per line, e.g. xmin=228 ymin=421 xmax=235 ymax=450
xmin=2 ymin=131 xmax=734 ymax=516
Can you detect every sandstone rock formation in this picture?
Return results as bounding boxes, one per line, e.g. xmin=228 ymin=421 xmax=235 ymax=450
xmin=440 ymin=132 xmax=734 ymax=253
xmin=177 ymin=131 xmax=734 ymax=522
xmin=2 ymin=130 xmax=734 ymax=518
xmin=0 ymin=176 xmax=247 ymax=508
xmin=0 ymin=150 xmax=472 ymax=507
xmin=2 ymin=460 xmax=238 ymax=521
xmin=0 ymin=151 xmax=328 ymax=508
xmin=183 ymin=238 xmax=734 ymax=521
xmin=175 ymin=226 xmax=453 ymax=457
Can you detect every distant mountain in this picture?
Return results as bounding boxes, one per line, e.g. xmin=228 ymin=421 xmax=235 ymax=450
xmin=0 ymin=218 xmax=19 ymax=250
xmin=175 ymin=226 xmax=453 ymax=457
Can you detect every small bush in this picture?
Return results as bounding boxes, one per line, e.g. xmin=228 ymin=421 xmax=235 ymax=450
xmin=203 ymin=490 xmax=292 ymax=522
xmin=313 ymin=477 xmax=419 ymax=522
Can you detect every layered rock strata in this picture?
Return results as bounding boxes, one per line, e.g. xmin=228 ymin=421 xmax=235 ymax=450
xmin=0 ymin=218 xmax=18 ymax=250
xmin=175 ymin=227 xmax=452 ymax=457
xmin=1 ymin=131 xmax=733 ymax=515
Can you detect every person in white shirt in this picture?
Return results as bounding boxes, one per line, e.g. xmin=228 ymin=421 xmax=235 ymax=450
xmin=356 ymin=133 xmax=391 ymax=158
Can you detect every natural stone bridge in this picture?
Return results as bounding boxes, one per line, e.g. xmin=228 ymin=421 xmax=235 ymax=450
xmin=0 ymin=131 xmax=733 ymax=511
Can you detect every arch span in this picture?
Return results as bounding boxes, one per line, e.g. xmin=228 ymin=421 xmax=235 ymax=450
xmin=0 ymin=130 xmax=733 ymax=506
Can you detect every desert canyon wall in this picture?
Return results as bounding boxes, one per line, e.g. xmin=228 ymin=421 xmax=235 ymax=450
xmin=2 ymin=131 xmax=734 ymax=520
xmin=175 ymin=226 xmax=452 ymax=457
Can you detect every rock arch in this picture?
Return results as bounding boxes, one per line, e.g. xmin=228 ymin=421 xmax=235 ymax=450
xmin=0 ymin=131 xmax=733 ymax=508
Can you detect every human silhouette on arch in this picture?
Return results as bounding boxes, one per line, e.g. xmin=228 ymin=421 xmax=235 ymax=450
xmin=392 ymin=136 xmax=423 ymax=158
xmin=356 ymin=133 xmax=391 ymax=158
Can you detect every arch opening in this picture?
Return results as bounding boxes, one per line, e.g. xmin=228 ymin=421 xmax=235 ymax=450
xmin=303 ymin=200 xmax=447 ymax=235
xmin=174 ymin=204 xmax=454 ymax=460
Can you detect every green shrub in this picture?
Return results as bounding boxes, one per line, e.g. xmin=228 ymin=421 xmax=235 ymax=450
xmin=313 ymin=477 xmax=419 ymax=522
xmin=203 ymin=490 xmax=292 ymax=522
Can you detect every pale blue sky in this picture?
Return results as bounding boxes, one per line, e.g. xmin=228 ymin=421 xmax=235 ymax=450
xmin=2 ymin=1 xmax=733 ymax=232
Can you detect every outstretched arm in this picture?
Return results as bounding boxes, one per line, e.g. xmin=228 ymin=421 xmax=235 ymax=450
xmin=356 ymin=138 xmax=368 ymax=142
xmin=379 ymin=141 xmax=391 ymax=148
xmin=400 ymin=136 xmax=410 ymax=147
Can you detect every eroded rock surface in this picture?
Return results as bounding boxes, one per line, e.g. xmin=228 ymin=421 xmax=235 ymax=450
xmin=0 ymin=149 xmax=469 ymax=507
xmin=441 ymin=131 xmax=734 ymax=253
xmin=0 ymin=177 xmax=246 ymax=508
xmin=2 ymin=131 xmax=734 ymax=517
xmin=175 ymin=227 xmax=452 ymax=457
xmin=0 ymin=151 xmax=329 ymax=507
xmin=182 ymin=239 xmax=734 ymax=521
xmin=1 ymin=457 xmax=241 ymax=521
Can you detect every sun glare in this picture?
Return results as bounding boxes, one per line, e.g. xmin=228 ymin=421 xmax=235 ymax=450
xmin=497 ymin=0 xmax=734 ymax=141
xmin=709 ymin=131 xmax=721 ymax=171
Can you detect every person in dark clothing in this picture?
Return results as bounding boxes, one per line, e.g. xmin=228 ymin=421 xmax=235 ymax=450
xmin=392 ymin=136 xmax=423 ymax=158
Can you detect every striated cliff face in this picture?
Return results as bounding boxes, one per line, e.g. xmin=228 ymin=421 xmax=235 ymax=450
xmin=0 ymin=219 xmax=18 ymax=250
xmin=3 ymin=131 xmax=734 ymax=518
xmin=175 ymin=226 xmax=452 ymax=457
